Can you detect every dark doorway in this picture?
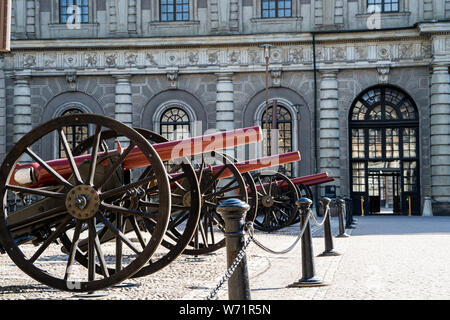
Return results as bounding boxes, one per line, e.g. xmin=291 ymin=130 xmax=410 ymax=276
xmin=349 ymin=85 xmax=420 ymax=215
xmin=368 ymin=170 xmax=400 ymax=214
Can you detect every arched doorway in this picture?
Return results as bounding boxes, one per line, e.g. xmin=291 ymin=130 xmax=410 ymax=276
xmin=349 ymin=85 xmax=420 ymax=215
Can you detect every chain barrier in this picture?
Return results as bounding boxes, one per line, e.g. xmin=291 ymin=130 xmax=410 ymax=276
xmin=206 ymin=222 xmax=254 ymax=300
xmin=206 ymin=209 xmax=313 ymax=299
xmin=309 ymin=205 xmax=330 ymax=227
xmin=250 ymin=210 xmax=312 ymax=255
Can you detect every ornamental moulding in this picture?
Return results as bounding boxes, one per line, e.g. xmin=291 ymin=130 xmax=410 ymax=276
xmin=6 ymin=39 xmax=433 ymax=72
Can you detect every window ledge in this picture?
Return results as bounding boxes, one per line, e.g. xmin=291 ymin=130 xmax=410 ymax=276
xmin=355 ymin=11 xmax=411 ymax=18
xmin=149 ymin=20 xmax=200 ymax=27
xmin=48 ymin=23 xmax=99 ymax=29
xmin=251 ymin=17 xmax=303 ymax=23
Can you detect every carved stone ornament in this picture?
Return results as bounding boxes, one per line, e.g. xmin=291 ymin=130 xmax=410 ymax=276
xmin=187 ymin=51 xmax=199 ymax=64
xmin=167 ymin=70 xmax=178 ymax=88
xmin=208 ymin=51 xmax=219 ymax=64
xmin=105 ymin=54 xmax=118 ymax=67
xmin=23 ymin=55 xmax=36 ymax=68
xmin=289 ymin=48 xmax=303 ymax=64
xmin=377 ymin=66 xmax=390 ymax=84
xmin=270 ymin=69 xmax=282 ymax=87
xmin=66 ymin=71 xmax=77 ymax=89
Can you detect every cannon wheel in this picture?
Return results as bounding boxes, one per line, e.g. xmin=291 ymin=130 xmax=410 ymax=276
xmin=61 ymin=128 xmax=201 ymax=277
xmin=182 ymin=152 xmax=248 ymax=255
xmin=224 ymin=155 xmax=258 ymax=224
xmin=0 ymin=114 xmax=171 ymax=292
xmin=252 ymin=171 xmax=299 ymax=232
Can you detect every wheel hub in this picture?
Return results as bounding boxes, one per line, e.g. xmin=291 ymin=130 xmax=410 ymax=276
xmin=262 ymin=195 xmax=274 ymax=208
xmin=66 ymin=185 xmax=100 ymax=220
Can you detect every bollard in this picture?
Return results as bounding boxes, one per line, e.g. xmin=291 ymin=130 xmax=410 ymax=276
xmin=336 ymin=198 xmax=349 ymax=238
xmin=288 ymin=197 xmax=327 ymax=287
xmin=317 ymin=197 xmax=340 ymax=257
xmin=422 ymin=197 xmax=433 ymax=217
xmin=344 ymin=196 xmax=356 ymax=229
xmin=361 ymin=196 xmax=365 ymax=216
xmin=216 ymin=198 xmax=251 ymax=300
xmin=408 ymin=196 xmax=412 ymax=216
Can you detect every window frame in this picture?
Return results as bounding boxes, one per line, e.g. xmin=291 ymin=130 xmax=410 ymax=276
xmin=261 ymin=0 xmax=293 ymax=19
xmin=367 ymin=0 xmax=400 ymax=13
xmin=59 ymin=0 xmax=90 ymax=25
xmin=159 ymin=0 xmax=190 ymax=22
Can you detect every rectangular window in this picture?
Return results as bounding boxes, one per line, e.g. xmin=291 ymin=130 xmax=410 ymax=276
xmin=351 ymin=129 xmax=365 ymax=159
xmin=368 ymin=128 xmax=382 ymax=159
xmin=367 ymin=0 xmax=399 ymax=12
xmin=403 ymin=161 xmax=417 ymax=192
xmin=160 ymin=0 xmax=189 ymax=21
xmin=402 ymin=128 xmax=417 ymax=158
xmin=60 ymin=0 xmax=89 ymax=24
xmin=262 ymin=0 xmax=292 ymax=18
xmin=385 ymin=128 xmax=399 ymax=159
xmin=352 ymin=162 xmax=366 ymax=192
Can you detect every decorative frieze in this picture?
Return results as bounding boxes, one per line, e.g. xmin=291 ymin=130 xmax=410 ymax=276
xmin=7 ymin=38 xmax=435 ymax=73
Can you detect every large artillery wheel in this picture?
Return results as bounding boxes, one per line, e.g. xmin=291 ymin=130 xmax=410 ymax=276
xmin=183 ymin=152 xmax=248 ymax=255
xmin=61 ymin=128 xmax=201 ymax=277
xmin=252 ymin=171 xmax=299 ymax=232
xmin=0 ymin=114 xmax=171 ymax=292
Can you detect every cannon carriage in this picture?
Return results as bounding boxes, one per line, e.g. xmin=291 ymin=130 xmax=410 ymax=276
xmin=0 ymin=113 xmax=333 ymax=292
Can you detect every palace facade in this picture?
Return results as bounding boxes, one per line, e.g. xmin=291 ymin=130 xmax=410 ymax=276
xmin=1 ymin=0 xmax=450 ymax=215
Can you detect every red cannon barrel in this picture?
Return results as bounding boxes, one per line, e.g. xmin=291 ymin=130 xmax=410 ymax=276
xmin=211 ymin=151 xmax=301 ymax=180
xmin=253 ymin=172 xmax=330 ymax=192
xmin=11 ymin=126 xmax=263 ymax=187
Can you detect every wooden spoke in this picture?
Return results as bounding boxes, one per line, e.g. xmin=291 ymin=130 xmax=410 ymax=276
xmin=29 ymin=215 xmax=72 ymax=263
xmin=96 ymin=213 xmax=141 ymax=255
xmin=94 ymin=142 xmax=136 ymax=191
xmin=64 ymin=221 xmax=82 ymax=281
xmin=5 ymin=184 xmax=65 ymax=200
xmin=87 ymin=125 xmax=103 ymax=186
xmin=25 ymin=147 xmax=73 ymax=190
xmin=58 ymin=129 xmax=83 ymax=185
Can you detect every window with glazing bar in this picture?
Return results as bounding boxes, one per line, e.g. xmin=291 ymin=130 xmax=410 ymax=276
xmin=60 ymin=0 xmax=89 ymax=24
xmin=367 ymin=0 xmax=399 ymax=12
xmin=261 ymin=0 xmax=292 ymax=18
xmin=160 ymin=0 xmax=189 ymax=21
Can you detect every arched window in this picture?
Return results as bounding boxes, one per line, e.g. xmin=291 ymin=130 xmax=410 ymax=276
xmin=349 ymin=85 xmax=419 ymax=215
xmin=261 ymin=105 xmax=293 ymax=176
xmin=160 ymin=107 xmax=191 ymax=141
xmin=59 ymin=108 xmax=89 ymax=158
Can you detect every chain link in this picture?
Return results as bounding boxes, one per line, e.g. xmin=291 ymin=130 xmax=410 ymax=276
xmin=206 ymin=222 xmax=254 ymax=300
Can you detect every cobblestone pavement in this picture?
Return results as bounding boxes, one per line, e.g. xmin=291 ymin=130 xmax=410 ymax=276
xmin=0 ymin=215 xmax=449 ymax=300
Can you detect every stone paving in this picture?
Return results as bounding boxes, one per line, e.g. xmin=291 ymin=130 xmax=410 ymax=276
xmin=0 ymin=215 xmax=449 ymax=300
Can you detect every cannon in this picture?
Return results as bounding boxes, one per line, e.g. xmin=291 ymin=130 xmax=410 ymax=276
xmin=251 ymin=172 xmax=335 ymax=232
xmin=0 ymin=114 xmax=263 ymax=292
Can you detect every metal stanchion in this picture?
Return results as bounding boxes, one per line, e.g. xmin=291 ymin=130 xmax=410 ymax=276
xmin=344 ymin=196 xmax=356 ymax=229
xmin=216 ymin=198 xmax=251 ymax=300
xmin=317 ymin=197 xmax=340 ymax=257
xmin=336 ymin=198 xmax=349 ymax=238
xmin=288 ymin=197 xmax=327 ymax=288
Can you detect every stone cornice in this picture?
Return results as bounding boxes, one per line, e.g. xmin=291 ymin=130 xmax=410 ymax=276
xmin=9 ymin=28 xmax=425 ymax=50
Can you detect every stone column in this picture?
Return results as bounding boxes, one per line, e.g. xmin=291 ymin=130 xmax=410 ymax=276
xmin=114 ymin=75 xmax=133 ymax=127
xmin=430 ymin=63 xmax=450 ymax=211
xmin=215 ymin=72 xmax=235 ymax=157
xmin=114 ymin=75 xmax=133 ymax=146
xmin=13 ymin=75 xmax=31 ymax=144
xmin=319 ymin=69 xmax=340 ymax=196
